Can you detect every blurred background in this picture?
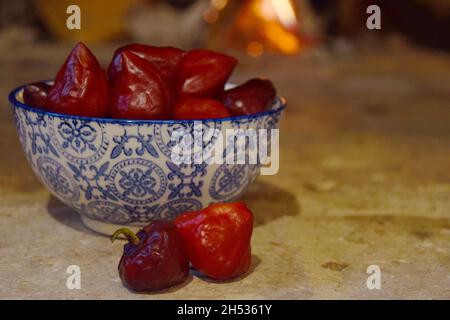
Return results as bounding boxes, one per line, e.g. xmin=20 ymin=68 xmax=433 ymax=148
xmin=1 ymin=0 xmax=450 ymax=52
xmin=1 ymin=1 xmax=450 ymax=299
xmin=1 ymin=0 xmax=450 ymax=83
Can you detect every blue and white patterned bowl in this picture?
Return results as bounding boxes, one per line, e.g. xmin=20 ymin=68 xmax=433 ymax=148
xmin=9 ymin=83 xmax=286 ymax=235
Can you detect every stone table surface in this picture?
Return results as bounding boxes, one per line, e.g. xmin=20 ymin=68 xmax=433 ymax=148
xmin=0 ymin=43 xmax=449 ymax=299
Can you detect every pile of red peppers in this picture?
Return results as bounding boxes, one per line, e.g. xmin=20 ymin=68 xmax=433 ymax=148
xmin=23 ymin=42 xmax=277 ymax=120
xmin=111 ymin=202 xmax=254 ymax=292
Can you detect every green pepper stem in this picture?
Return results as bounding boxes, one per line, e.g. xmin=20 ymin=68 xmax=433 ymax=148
xmin=110 ymin=228 xmax=140 ymax=246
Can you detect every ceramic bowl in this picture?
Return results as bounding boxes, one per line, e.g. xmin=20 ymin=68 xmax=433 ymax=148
xmin=9 ymin=83 xmax=286 ymax=235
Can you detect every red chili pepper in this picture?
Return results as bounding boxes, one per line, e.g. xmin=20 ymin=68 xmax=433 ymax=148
xmin=108 ymin=44 xmax=185 ymax=108
xmin=174 ymin=202 xmax=253 ymax=280
xmin=23 ymin=82 xmax=52 ymax=110
xmin=177 ymin=49 xmax=237 ymax=99
xmin=109 ymin=50 xmax=169 ymax=120
xmin=220 ymin=78 xmax=276 ymax=116
xmin=111 ymin=221 xmax=189 ymax=292
xmin=109 ymin=44 xmax=185 ymax=86
xmin=46 ymin=42 xmax=110 ymax=117
xmin=173 ymin=98 xmax=231 ymax=119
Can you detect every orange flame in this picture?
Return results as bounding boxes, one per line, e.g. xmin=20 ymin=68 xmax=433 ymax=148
xmin=232 ymin=0 xmax=303 ymax=56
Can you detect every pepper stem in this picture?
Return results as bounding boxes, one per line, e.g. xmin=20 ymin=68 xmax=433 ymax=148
xmin=110 ymin=228 xmax=140 ymax=246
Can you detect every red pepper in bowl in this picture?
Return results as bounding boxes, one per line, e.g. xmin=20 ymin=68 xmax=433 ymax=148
xmin=173 ymin=98 xmax=231 ymax=120
xmin=174 ymin=202 xmax=253 ymax=280
xmin=46 ymin=42 xmax=110 ymax=117
xmin=177 ymin=49 xmax=237 ymax=99
xmin=109 ymin=44 xmax=185 ymax=82
xmin=108 ymin=44 xmax=185 ymax=108
xmin=220 ymin=78 xmax=276 ymax=116
xmin=23 ymin=82 xmax=52 ymax=110
xmin=109 ymin=51 xmax=169 ymax=120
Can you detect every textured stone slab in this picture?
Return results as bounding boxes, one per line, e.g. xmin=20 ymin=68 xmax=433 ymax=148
xmin=0 ymin=43 xmax=449 ymax=299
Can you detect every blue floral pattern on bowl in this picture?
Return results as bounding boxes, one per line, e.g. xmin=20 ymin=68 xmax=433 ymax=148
xmin=9 ymin=84 xmax=286 ymax=234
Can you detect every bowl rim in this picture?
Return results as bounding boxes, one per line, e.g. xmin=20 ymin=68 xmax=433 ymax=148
xmin=9 ymin=82 xmax=287 ymax=125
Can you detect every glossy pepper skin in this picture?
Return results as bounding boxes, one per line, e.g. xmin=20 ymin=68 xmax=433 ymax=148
xmin=109 ymin=51 xmax=169 ymax=120
xmin=111 ymin=221 xmax=189 ymax=292
xmin=46 ymin=42 xmax=110 ymax=117
xmin=23 ymin=82 xmax=52 ymax=110
xmin=109 ymin=44 xmax=185 ymax=86
xmin=174 ymin=202 xmax=253 ymax=280
xmin=177 ymin=49 xmax=237 ymax=99
xmin=108 ymin=44 xmax=185 ymax=108
xmin=220 ymin=78 xmax=276 ymax=116
xmin=173 ymin=98 xmax=231 ymax=120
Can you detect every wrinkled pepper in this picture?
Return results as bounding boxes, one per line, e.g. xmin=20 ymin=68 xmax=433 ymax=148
xmin=174 ymin=202 xmax=253 ymax=280
xmin=111 ymin=221 xmax=189 ymax=292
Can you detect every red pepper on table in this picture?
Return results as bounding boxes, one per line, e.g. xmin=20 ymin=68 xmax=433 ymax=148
xmin=173 ymin=98 xmax=231 ymax=120
xmin=109 ymin=50 xmax=169 ymax=120
xmin=174 ymin=202 xmax=253 ymax=280
xmin=177 ymin=49 xmax=237 ymax=99
xmin=219 ymin=78 xmax=276 ymax=116
xmin=111 ymin=221 xmax=189 ymax=292
xmin=46 ymin=42 xmax=110 ymax=117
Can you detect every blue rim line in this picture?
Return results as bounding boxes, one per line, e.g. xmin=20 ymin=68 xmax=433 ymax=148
xmin=8 ymin=82 xmax=287 ymax=124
